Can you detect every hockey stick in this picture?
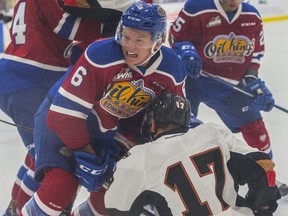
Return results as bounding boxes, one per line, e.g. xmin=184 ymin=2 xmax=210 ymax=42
xmin=0 ymin=119 xmax=34 ymax=133
xmin=200 ymin=71 xmax=288 ymax=113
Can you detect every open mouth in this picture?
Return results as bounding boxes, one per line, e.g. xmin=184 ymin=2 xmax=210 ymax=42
xmin=126 ymin=51 xmax=138 ymax=58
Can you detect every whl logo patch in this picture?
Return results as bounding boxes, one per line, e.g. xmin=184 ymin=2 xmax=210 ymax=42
xmin=206 ymin=16 xmax=222 ymax=28
xmin=113 ymin=67 xmax=133 ymax=81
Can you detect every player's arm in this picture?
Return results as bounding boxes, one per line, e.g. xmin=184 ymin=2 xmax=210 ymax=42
xmin=212 ymin=122 xmax=258 ymax=155
xmin=169 ymin=0 xmax=201 ymax=45
xmin=214 ymin=123 xmax=279 ymax=214
xmin=105 ymin=147 xmax=146 ymax=213
xmin=246 ymin=14 xmax=265 ymax=74
xmin=47 ymin=47 xmax=103 ymax=150
xmin=169 ymin=1 xmax=202 ymax=79
xmin=238 ymin=18 xmax=274 ymax=112
xmin=40 ymin=0 xmax=102 ymax=42
xmin=227 ymin=151 xmax=280 ymax=216
xmin=46 ymin=48 xmax=119 ymax=191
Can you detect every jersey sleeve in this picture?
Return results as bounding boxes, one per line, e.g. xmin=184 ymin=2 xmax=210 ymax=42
xmin=169 ymin=0 xmax=203 ymax=45
xmin=247 ymin=18 xmax=264 ymax=72
xmin=211 ymin=123 xmax=259 ymax=155
xmin=46 ymin=45 xmax=110 ymax=150
xmin=105 ymin=147 xmax=146 ymax=212
xmin=40 ymin=0 xmax=102 ymax=42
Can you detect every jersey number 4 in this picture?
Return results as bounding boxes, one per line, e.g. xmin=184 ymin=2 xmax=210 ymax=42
xmin=164 ymin=147 xmax=230 ymax=215
xmin=12 ymin=2 xmax=27 ymax=45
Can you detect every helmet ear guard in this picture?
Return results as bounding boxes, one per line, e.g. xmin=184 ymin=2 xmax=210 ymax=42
xmin=115 ymin=1 xmax=167 ymax=45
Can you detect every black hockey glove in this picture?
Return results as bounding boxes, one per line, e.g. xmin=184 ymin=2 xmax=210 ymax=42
xmin=246 ymin=193 xmax=279 ymax=216
xmin=228 ymin=152 xmax=280 ymax=215
xmin=245 ymin=153 xmax=281 ymax=216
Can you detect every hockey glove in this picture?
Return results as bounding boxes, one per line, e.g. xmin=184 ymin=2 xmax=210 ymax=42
xmin=241 ymin=78 xmax=274 ymax=112
xmin=74 ymin=151 xmax=116 ymax=192
xmin=173 ymin=41 xmax=202 ymax=78
xmin=246 ymin=192 xmax=279 ymax=216
xmin=245 ymin=155 xmax=280 ymax=216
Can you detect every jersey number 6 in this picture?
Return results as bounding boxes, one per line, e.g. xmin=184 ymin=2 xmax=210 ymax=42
xmin=71 ymin=66 xmax=87 ymax=87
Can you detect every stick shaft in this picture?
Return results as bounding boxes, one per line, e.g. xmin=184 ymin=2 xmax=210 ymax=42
xmin=0 ymin=119 xmax=34 ymax=133
xmin=200 ymin=71 xmax=288 ymax=113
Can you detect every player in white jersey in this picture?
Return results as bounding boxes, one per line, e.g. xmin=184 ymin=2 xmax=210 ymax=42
xmin=105 ymin=93 xmax=280 ymax=216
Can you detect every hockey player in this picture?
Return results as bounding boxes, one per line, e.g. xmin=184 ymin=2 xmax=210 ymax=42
xmin=105 ymin=92 xmax=280 ymax=216
xmin=0 ymin=0 xmax=136 ymax=214
xmin=170 ymin=0 xmax=274 ymax=156
xmin=169 ymin=0 xmax=288 ymax=198
xmin=22 ymin=2 xmax=186 ymax=215
xmin=170 ymin=0 xmax=275 ymax=173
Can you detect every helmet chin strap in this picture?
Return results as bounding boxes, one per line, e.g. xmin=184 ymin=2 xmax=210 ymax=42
xmin=135 ymin=42 xmax=162 ymax=67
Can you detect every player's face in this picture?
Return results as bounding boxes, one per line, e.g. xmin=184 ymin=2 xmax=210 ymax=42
xmin=120 ymin=27 xmax=156 ymax=66
xmin=220 ymin=0 xmax=242 ymax=12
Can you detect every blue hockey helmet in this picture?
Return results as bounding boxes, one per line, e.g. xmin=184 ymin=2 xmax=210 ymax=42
xmin=115 ymin=1 xmax=167 ymax=45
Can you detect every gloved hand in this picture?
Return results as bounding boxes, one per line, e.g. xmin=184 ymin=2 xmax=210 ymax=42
xmin=244 ymin=156 xmax=280 ymax=216
xmin=241 ymin=78 xmax=274 ymax=112
xmin=173 ymin=41 xmax=202 ymax=78
xmin=252 ymin=207 xmax=277 ymax=216
xmin=246 ymin=193 xmax=279 ymax=216
xmin=74 ymin=150 xmax=116 ymax=192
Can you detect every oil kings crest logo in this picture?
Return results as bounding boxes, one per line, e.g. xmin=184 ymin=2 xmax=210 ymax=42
xmin=100 ymin=79 xmax=155 ymax=118
xmin=204 ymin=32 xmax=255 ymax=63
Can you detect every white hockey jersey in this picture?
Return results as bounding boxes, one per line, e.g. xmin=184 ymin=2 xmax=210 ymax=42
xmin=105 ymin=122 xmax=257 ymax=215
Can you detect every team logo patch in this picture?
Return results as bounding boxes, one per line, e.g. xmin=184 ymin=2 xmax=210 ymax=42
xmin=113 ymin=67 xmax=133 ymax=81
xmin=100 ymin=79 xmax=155 ymax=118
xmin=157 ymin=6 xmax=166 ymax=17
xmin=206 ymin=16 xmax=222 ymax=28
xmin=204 ymin=32 xmax=255 ymax=63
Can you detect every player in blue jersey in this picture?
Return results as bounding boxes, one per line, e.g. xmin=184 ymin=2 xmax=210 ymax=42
xmin=169 ymin=0 xmax=288 ymax=198
xmin=22 ymin=2 xmax=186 ymax=215
xmin=171 ymin=0 xmax=274 ymax=157
xmin=0 ymin=0 xmax=136 ymax=215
